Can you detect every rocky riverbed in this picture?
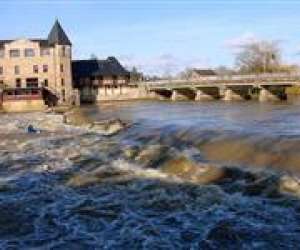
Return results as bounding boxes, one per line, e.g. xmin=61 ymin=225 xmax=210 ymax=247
xmin=0 ymin=108 xmax=300 ymax=249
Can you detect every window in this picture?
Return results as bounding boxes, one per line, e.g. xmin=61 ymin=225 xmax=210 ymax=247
xmin=0 ymin=80 xmax=3 ymax=85
xmin=33 ymin=65 xmax=38 ymax=74
xmin=24 ymin=48 xmax=35 ymax=57
xmin=14 ymin=66 xmax=20 ymax=75
xmin=61 ymin=78 xmax=64 ymax=87
xmin=10 ymin=49 xmax=20 ymax=58
xmin=62 ymin=46 xmax=66 ymax=56
xmin=62 ymin=89 xmax=66 ymax=102
xmin=44 ymin=79 xmax=48 ymax=87
xmin=60 ymin=64 xmax=64 ymax=73
xmin=0 ymin=50 xmax=4 ymax=58
xmin=40 ymin=48 xmax=50 ymax=56
xmin=16 ymin=78 xmax=21 ymax=88
xmin=43 ymin=65 xmax=48 ymax=73
xmin=0 ymin=66 xmax=3 ymax=75
xmin=26 ymin=78 xmax=38 ymax=88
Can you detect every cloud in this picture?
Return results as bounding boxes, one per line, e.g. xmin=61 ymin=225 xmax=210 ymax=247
xmin=119 ymin=54 xmax=209 ymax=76
xmin=224 ymin=32 xmax=284 ymax=51
xmin=224 ymin=32 xmax=260 ymax=49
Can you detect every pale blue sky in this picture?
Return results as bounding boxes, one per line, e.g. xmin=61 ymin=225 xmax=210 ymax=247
xmin=2 ymin=0 xmax=300 ymax=75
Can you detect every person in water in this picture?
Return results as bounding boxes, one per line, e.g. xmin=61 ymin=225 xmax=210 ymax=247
xmin=26 ymin=124 xmax=41 ymax=134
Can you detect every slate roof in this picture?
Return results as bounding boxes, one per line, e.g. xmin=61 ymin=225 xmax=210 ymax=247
xmin=0 ymin=40 xmax=13 ymax=49
xmin=0 ymin=20 xmax=71 ymax=48
xmin=47 ymin=20 xmax=71 ymax=46
xmin=192 ymin=69 xmax=217 ymax=76
xmin=72 ymin=57 xmax=130 ymax=83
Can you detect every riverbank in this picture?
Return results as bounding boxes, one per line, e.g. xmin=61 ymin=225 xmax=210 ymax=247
xmin=1 ymin=104 xmax=300 ymax=248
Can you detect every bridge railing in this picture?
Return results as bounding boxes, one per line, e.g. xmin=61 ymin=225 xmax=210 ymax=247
xmin=142 ymin=73 xmax=300 ymax=87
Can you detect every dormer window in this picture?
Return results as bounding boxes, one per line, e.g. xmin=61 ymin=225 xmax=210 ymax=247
xmin=10 ymin=49 xmax=20 ymax=58
xmin=24 ymin=48 xmax=35 ymax=57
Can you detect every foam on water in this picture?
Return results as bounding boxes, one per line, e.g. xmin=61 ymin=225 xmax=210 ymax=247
xmin=1 ymin=102 xmax=300 ymax=249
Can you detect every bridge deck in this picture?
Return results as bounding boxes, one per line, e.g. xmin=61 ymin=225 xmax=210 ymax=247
xmin=142 ymin=73 xmax=300 ymax=90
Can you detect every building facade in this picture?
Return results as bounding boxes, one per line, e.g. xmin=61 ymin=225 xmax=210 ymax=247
xmin=189 ymin=69 xmax=217 ymax=81
xmin=0 ymin=20 xmax=74 ymax=106
xmin=72 ymin=57 xmax=132 ymax=103
xmin=0 ymin=20 xmax=134 ymax=111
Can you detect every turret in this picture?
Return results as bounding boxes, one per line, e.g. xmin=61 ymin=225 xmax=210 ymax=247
xmin=47 ymin=20 xmax=73 ymax=104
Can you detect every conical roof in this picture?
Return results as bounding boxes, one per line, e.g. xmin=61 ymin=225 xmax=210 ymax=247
xmin=47 ymin=20 xmax=71 ymax=46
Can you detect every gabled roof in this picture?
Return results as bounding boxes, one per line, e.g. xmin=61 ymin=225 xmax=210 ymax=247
xmin=47 ymin=20 xmax=71 ymax=46
xmin=72 ymin=57 xmax=129 ymax=82
xmin=192 ymin=69 xmax=216 ymax=76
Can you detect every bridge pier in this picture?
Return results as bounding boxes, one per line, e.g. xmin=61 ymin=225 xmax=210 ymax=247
xmin=195 ymin=88 xmax=219 ymax=101
xmin=223 ymin=87 xmax=251 ymax=101
xmin=259 ymin=86 xmax=287 ymax=102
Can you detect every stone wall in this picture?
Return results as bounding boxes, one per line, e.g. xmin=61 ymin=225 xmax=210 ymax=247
xmin=79 ymin=85 xmax=152 ymax=103
xmin=96 ymin=86 xmax=150 ymax=101
xmin=2 ymin=99 xmax=46 ymax=112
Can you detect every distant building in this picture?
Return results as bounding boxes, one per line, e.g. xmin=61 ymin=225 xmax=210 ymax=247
xmin=189 ymin=69 xmax=217 ymax=81
xmin=0 ymin=20 xmax=74 ymax=107
xmin=72 ymin=57 xmax=130 ymax=103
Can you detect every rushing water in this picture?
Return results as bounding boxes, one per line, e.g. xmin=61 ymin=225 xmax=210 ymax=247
xmin=1 ymin=99 xmax=300 ymax=249
xmin=84 ymin=99 xmax=300 ymax=173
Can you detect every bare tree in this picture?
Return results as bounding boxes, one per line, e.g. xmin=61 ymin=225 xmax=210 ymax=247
xmin=235 ymin=40 xmax=281 ymax=74
xmin=130 ymin=67 xmax=144 ymax=82
xmin=214 ymin=65 xmax=236 ymax=76
xmin=178 ymin=68 xmax=193 ymax=80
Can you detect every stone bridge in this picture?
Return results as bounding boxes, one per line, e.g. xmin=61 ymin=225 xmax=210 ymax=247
xmin=141 ymin=73 xmax=300 ymax=101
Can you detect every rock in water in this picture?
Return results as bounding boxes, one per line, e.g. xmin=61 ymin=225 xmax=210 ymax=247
xmin=64 ymin=109 xmax=93 ymax=126
xmin=135 ymin=144 xmax=173 ymax=168
xmin=161 ymin=156 xmax=225 ymax=184
xmin=89 ymin=119 xmax=127 ymax=135
xmin=67 ymin=166 xmax=132 ymax=187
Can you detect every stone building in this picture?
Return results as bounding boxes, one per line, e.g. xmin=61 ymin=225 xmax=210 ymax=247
xmin=0 ymin=20 xmax=135 ymax=111
xmin=189 ymin=69 xmax=217 ymax=81
xmin=0 ymin=20 xmax=74 ymax=108
xmin=72 ymin=57 xmax=132 ymax=103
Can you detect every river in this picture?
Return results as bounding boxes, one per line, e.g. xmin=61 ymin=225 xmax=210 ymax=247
xmin=84 ymin=98 xmax=300 ymax=173
xmin=1 ymin=99 xmax=300 ymax=249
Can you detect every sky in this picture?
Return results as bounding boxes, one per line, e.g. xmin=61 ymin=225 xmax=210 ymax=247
xmin=2 ymin=0 xmax=300 ymax=75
